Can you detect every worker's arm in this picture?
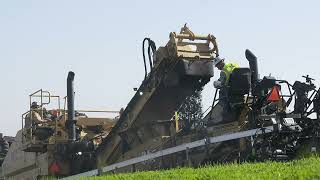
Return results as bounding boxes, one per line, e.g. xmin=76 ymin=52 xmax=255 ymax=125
xmin=214 ymin=71 xmax=226 ymax=89
xmin=31 ymin=111 xmax=48 ymax=124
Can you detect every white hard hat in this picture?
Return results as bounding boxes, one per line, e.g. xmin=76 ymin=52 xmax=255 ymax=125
xmin=213 ymin=57 xmax=224 ymax=66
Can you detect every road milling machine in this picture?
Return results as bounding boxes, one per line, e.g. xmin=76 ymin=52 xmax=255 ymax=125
xmin=92 ymin=26 xmax=320 ymax=174
xmin=0 ymin=25 xmax=219 ymax=179
xmin=2 ymin=25 xmax=320 ymax=179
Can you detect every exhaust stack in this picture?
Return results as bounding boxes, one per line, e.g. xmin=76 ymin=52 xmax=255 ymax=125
xmin=66 ymin=71 xmax=76 ymax=142
xmin=245 ymin=49 xmax=258 ymax=86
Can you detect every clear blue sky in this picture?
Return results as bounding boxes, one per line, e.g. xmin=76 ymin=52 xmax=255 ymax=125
xmin=1 ymin=0 xmax=319 ymax=136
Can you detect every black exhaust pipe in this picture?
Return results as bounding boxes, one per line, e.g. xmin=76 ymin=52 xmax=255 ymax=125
xmin=245 ymin=49 xmax=258 ymax=86
xmin=66 ymin=71 xmax=76 ymax=142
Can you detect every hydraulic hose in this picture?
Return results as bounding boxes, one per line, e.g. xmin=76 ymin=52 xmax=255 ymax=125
xmin=142 ymin=38 xmax=157 ymax=80
xmin=142 ymin=38 xmax=149 ymax=80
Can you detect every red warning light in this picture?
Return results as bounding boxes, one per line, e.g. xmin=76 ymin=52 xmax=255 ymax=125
xmin=267 ymin=86 xmax=281 ymax=102
xmin=49 ymin=162 xmax=61 ymax=174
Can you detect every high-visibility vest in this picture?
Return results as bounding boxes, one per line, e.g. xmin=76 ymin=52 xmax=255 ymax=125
xmin=222 ymin=62 xmax=239 ymax=85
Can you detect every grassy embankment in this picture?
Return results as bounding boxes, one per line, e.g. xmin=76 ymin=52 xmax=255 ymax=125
xmin=83 ymin=156 xmax=320 ymax=180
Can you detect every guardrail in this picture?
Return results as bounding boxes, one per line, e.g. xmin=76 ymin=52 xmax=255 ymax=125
xmin=63 ymin=126 xmax=274 ymax=179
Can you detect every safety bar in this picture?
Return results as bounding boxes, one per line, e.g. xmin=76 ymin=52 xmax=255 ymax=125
xmin=63 ymin=95 xmax=119 ymax=115
xmin=29 ymin=89 xmax=52 ymax=107
xmin=21 ymin=111 xmax=29 ymax=143
xmin=23 ymin=90 xmax=62 ymax=144
xmin=63 ymin=126 xmax=274 ymax=179
xmin=76 ymin=110 xmax=120 ymax=113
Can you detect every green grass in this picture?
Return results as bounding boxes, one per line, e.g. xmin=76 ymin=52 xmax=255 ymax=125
xmin=83 ymin=156 xmax=320 ymax=180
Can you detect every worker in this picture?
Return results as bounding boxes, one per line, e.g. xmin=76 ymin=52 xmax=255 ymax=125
xmin=24 ymin=102 xmax=50 ymax=128
xmin=213 ymin=57 xmax=239 ymax=112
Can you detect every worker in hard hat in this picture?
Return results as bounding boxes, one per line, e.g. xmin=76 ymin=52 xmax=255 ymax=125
xmin=24 ymin=102 xmax=50 ymax=128
xmin=213 ymin=57 xmax=239 ymax=89
xmin=213 ymin=57 xmax=239 ymax=114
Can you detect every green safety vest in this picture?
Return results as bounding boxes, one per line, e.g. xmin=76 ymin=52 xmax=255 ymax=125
xmin=222 ymin=62 xmax=239 ymax=85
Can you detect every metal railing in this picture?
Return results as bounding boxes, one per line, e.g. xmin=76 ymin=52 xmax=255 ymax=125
xmin=22 ymin=89 xmax=62 ymax=144
xmin=22 ymin=90 xmax=120 ymax=145
xmin=63 ymin=125 xmax=274 ymax=179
